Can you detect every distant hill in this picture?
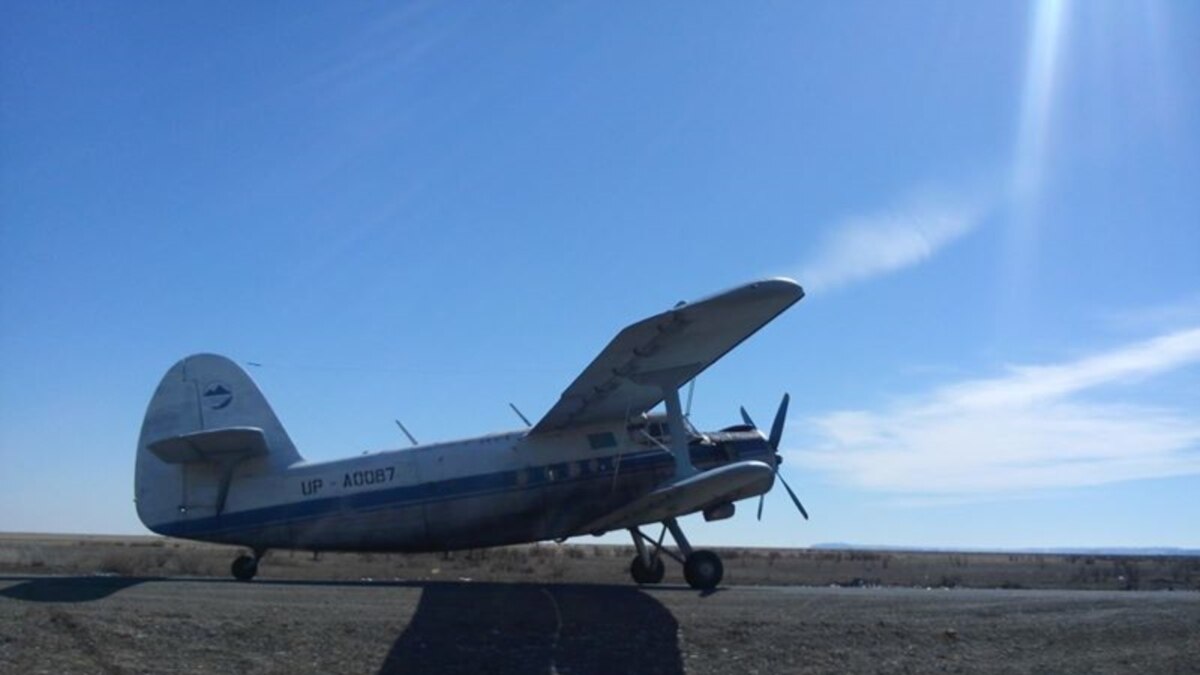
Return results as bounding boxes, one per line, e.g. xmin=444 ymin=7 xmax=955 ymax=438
xmin=810 ymin=543 xmax=1200 ymax=557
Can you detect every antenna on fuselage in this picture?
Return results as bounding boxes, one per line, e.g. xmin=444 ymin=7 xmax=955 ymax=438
xmin=394 ymin=420 xmax=419 ymax=446
xmin=508 ymin=403 xmax=532 ymax=428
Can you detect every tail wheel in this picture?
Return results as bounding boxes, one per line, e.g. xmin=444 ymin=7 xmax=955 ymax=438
xmin=231 ymin=555 xmax=258 ymax=581
xmin=683 ymin=550 xmax=723 ymax=590
xmin=630 ymin=555 xmax=665 ymax=585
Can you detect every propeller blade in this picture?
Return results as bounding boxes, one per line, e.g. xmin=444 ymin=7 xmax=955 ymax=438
xmin=777 ymin=473 xmax=809 ymax=520
xmin=768 ymin=393 xmax=790 ymax=451
xmin=745 ymin=395 xmax=802 ymax=522
xmin=685 ymin=379 xmax=696 ymax=418
xmin=740 ymin=406 xmax=756 ymax=428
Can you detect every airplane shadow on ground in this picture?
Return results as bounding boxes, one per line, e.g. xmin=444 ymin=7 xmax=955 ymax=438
xmin=379 ymin=582 xmax=684 ymax=675
xmin=0 ymin=575 xmax=151 ymax=602
xmin=0 ymin=576 xmax=686 ymax=674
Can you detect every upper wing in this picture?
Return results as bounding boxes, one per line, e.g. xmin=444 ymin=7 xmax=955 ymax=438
xmin=530 ymin=278 xmax=804 ymax=434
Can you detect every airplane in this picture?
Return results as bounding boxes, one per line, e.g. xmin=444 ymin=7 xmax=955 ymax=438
xmin=134 ymin=278 xmax=809 ymax=589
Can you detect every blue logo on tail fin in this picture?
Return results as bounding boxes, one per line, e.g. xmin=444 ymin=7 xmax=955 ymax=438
xmin=203 ymin=383 xmax=233 ymax=410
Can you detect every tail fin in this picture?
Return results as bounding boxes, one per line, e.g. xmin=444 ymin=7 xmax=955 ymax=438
xmin=134 ymin=354 xmax=302 ymax=532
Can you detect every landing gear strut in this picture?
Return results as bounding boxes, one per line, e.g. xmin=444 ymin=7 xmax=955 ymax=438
xmin=628 ymin=518 xmax=724 ymax=590
xmin=231 ymin=552 xmax=261 ymax=581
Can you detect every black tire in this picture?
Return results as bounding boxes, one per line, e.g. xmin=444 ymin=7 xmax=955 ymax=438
xmin=231 ymin=555 xmax=258 ymax=581
xmin=683 ymin=550 xmax=723 ymax=590
xmin=630 ymin=555 xmax=665 ymax=585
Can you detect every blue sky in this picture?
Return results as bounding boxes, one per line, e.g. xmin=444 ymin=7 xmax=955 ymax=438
xmin=2 ymin=1 xmax=1197 ymax=549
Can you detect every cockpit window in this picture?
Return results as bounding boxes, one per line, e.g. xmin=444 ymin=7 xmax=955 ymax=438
xmin=587 ymin=431 xmax=617 ymax=450
xmin=633 ymin=417 xmax=698 ymax=444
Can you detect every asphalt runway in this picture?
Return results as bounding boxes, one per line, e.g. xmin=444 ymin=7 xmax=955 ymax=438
xmin=1 ymin=576 xmax=1197 ymax=674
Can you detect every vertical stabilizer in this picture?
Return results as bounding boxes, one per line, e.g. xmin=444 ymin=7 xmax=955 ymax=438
xmin=134 ymin=354 xmax=302 ymax=532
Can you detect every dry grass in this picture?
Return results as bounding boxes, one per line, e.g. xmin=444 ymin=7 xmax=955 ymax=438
xmin=1 ymin=533 xmax=1196 ymax=590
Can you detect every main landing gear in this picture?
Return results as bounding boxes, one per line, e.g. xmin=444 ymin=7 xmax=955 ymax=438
xmin=628 ymin=518 xmax=724 ymax=590
xmin=231 ymin=551 xmax=263 ymax=581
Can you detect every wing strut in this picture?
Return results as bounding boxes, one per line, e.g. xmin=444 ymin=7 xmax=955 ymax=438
xmin=660 ymin=384 xmax=698 ymax=480
xmin=628 ymin=365 xmax=700 ymax=480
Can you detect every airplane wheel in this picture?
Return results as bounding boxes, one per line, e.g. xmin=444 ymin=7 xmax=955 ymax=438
xmin=630 ymin=555 xmax=665 ymax=585
xmin=231 ymin=555 xmax=258 ymax=581
xmin=683 ymin=550 xmax=723 ymax=590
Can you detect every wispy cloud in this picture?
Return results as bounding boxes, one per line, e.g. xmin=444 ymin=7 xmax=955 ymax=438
xmin=797 ymin=190 xmax=987 ymax=293
xmin=795 ymin=327 xmax=1200 ymax=495
xmin=1098 ymin=293 xmax=1200 ymax=333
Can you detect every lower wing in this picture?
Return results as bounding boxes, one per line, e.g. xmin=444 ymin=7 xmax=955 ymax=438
xmin=581 ymin=460 xmax=774 ymax=534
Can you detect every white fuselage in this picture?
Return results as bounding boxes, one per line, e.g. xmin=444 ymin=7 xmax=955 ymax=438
xmin=151 ymin=422 xmax=771 ymax=552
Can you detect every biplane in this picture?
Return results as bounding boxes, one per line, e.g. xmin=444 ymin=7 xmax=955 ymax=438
xmin=134 ymin=278 xmax=808 ymax=589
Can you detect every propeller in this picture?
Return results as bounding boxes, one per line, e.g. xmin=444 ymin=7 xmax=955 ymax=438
xmin=743 ymin=394 xmax=809 ymax=521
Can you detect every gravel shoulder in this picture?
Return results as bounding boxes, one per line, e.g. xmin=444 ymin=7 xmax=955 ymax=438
xmin=2 ymin=576 xmax=1198 ymax=674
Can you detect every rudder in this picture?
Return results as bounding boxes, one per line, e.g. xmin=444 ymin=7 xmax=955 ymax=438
xmin=134 ymin=354 xmax=302 ymax=533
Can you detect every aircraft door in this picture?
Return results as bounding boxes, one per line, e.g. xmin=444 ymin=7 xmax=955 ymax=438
xmin=423 ymin=436 xmax=544 ymax=549
xmin=387 ymin=450 xmax=426 ymax=548
xmin=348 ymin=451 xmax=425 ymax=550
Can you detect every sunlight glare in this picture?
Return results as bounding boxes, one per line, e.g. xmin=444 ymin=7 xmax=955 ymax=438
xmin=1012 ymin=0 xmax=1070 ymax=208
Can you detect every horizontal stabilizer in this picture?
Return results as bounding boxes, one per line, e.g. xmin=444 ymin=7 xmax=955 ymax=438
xmin=147 ymin=427 xmax=269 ymax=465
xmin=582 ymin=460 xmax=774 ymax=533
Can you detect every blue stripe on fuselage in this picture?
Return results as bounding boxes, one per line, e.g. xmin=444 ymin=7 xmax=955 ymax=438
xmin=153 ymin=437 xmax=771 ymax=539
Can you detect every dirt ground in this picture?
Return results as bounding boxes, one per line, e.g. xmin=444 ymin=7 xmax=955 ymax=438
xmin=2 ymin=576 xmax=1198 ymax=674
xmin=1 ymin=535 xmax=1198 ymax=673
